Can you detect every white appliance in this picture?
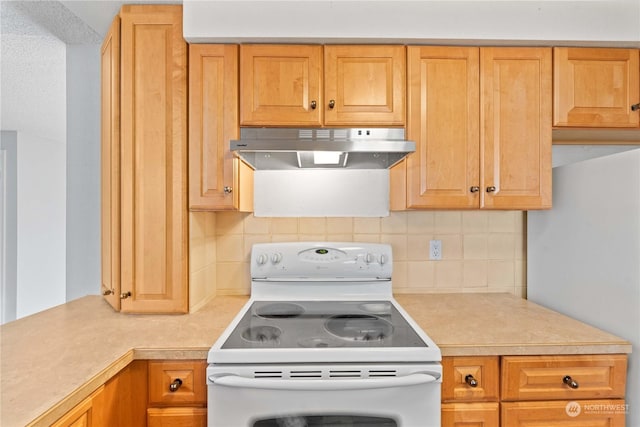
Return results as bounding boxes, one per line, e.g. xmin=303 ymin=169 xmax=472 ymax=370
xmin=207 ymin=242 xmax=442 ymax=427
xmin=528 ymin=148 xmax=640 ymax=427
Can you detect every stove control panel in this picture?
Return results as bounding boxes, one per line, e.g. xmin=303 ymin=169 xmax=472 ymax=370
xmin=251 ymin=242 xmax=393 ymax=280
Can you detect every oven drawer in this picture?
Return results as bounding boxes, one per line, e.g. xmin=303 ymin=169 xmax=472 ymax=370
xmin=501 ymin=355 xmax=627 ymax=401
xmin=148 ymin=360 xmax=207 ymax=406
xmin=442 ymin=356 xmax=499 ymax=402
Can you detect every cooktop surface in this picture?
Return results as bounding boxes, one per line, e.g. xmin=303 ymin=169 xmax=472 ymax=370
xmin=221 ymin=300 xmax=428 ymax=350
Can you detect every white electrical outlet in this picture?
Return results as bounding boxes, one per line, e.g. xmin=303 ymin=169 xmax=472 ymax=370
xmin=429 ymin=239 xmax=442 ymax=260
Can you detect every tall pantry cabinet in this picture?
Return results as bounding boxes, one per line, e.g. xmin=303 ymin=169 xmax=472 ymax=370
xmin=101 ymin=5 xmax=188 ymax=313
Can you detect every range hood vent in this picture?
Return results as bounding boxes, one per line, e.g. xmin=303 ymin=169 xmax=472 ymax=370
xmin=231 ymin=128 xmax=415 ymax=170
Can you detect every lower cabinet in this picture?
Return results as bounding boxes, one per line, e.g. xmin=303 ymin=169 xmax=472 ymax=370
xmin=51 ymin=386 xmax=104 ymax=427
xmin=147 ymin=360 xmax=208 ymax=427
xmin=442 ymin=354 xmax=627 ymax=427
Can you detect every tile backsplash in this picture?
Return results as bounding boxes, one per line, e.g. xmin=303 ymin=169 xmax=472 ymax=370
xmin=190 ymin=211 xmax=526 ymax=304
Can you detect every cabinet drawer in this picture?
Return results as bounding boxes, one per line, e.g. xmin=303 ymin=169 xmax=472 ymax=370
xmin=501 ymin=355 xmax=626 ymax=401
xmin=147 ymin=407 xmax=207 ymax=427
xmin=501 ymin=400 xmax=626 ymax=426
xmin=442 ymin=356 xmax=499 ymax=402
xmin=148 ymin=360 xmax=207 ymax=406
xmin=441 ymin=402 xmax=499 ymax=427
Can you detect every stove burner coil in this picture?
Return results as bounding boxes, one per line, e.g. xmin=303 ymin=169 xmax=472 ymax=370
xmin=324 ymin=315 xmax=394 ymax=342
xmin=241 ymin=325 xmax=282 ymax=344
xmin=255 ymin=302 xmax=305 ymax=319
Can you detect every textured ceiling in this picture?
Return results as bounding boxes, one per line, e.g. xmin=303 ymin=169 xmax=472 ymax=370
xmin=1 ymin=0 xmax=101 ymax=44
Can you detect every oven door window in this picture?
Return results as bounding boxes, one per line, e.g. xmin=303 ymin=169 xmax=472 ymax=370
xmin=253 ymin=415 xmax=397 ymax=427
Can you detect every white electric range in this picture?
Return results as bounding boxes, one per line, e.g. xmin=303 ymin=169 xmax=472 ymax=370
xmin=207 ymin=242 xmax=442 ymax=427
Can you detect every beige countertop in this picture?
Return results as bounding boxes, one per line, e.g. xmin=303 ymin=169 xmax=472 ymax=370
xmin=0 ymin=293 xmax=631 ymax=427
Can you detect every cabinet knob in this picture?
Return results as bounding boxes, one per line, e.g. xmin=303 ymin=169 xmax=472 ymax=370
xmin=169 ymin=378 xmax=183 ymax=392
xmin=465 ymin=374 xmax=478 ymax=387
xmin=631 ymin=103 xmax=640 ymax=112
xmin=486 ymin=186 xmax=496 ymax=193
xmin=310 ymin=100 xmax=317 ymax=110
xmin=223 ymin=186 xmax=233 ymax=194
xmin=563 ymin=375 xmax=579 ymax=389
xmin=470 ymin=186 xmax=480 ymax=193
xmin=328 ymin=99 xmax=335 ymax=109
xmin=102 ymin=288 xmax=113 ymax=296
xmin=120 ymin=291 xmax=132 ymax=299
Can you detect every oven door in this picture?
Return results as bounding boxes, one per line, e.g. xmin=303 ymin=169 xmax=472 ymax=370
xmin=207 ymin=364 xmax=442 ymax=427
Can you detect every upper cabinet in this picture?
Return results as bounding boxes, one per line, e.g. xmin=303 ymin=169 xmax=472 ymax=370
xmin=240 ymin=44 xmax=406 ymax=126
xmin=188 ymin=44 xmax=253 ymax=211
xmin=554 ymin=47 xmax=640 ymax=128
xmin=101 ymin=5 xmax=188 ymax=313
xmin=395 ymin=46 xmax=552 ymax=210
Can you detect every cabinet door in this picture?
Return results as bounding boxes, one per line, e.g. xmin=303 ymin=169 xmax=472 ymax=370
xmin=554 ymin=48 xmax=640 ymax=128
xmin=406 ymin=46 xmax=480 ymax=209
xmin=119 ymin=5 xmax=188 ymax=313
xmin=100 ymin=16 xmax=121 ymax=310
xmin=324 ymin=45 xmax=405 ymax=126
xmin=52 ymin=387 xmax=104 ymax=427
xmin=189 ymin=45 xmax=251 ymax=211
xmin=441 ymin=402 xmax=499 ymax=427
xmin=501 ymin=400 xmax=626 ymax=426
xmin=481 ymin=47 xmax=552 ymax=210
xmin=240 ymin=44 xmax=322 ymax=126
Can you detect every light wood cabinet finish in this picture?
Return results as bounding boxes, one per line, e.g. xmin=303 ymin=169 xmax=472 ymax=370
xmin=501 ymin=400 xmax=626 ymax=426
xmin=240 ymin=44 xmax=405 ymax=126
xmin=189 ymin=44 xmax=253 ymax=211
xmin=100 ymin=16 xmax=121 ymax=310
xmin=501 ymin=354 xmax=627 ymax=401
xmin=400 ymin=46 xmax=551 ymax=210
xmin=240 ymin=44 xmax=323 ymax=126
xmin=148 ymin=360 xmax=207 ymax=406
xmin=147 ymin=407 xmax=207 ymax=427
xmin=51 ymin=386 xmax=104 ymax=427
xmin=442 ymin=402 xmax=500 ymax=427
xmin=554 ymin=47 xmax=640 ymax=128
xmin=443 ymin=356 xmax=500 ymax=402
xmin=481 ymin=47 xmax=552 ymax=210
xmin=119 ymin=5 xmax=188 ymax=313
xmin=324 ymin=45 xmax=406 ymax=126
xmin=405 ymin=46 xmax=480 ymax=209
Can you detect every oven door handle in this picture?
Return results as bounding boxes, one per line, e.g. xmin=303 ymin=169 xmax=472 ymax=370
xmin=209 ymin=372 xmax=440 ymax=391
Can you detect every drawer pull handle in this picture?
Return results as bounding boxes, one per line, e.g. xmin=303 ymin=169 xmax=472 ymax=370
xmin=169 ymin=378 xmax=183 ymax=392
xmin=563 ymin=375 xmax=579 ymax=389
xmin=470 ymin=186 xmax=480 ymax=193
xmin=464 ymin=374 xmax=478 ymax=387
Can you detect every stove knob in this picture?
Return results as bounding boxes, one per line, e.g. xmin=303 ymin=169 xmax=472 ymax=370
xmin=271 ymin=252 xmax=283 ymax=264
xmin=365 ymin=253 xmax=375 ymax=264
xmin=257 ymin=254 xmax=268 ymax=265
xmin=379 ymin=254 xmax=387 ymax=265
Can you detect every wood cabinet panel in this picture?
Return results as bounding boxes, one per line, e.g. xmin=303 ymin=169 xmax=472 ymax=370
xmin=51 ymin=387 xmax=103 ymax=427
xmin=147 ymin=407 xmax=207 ymax=427
xmin=119 ymin=5 xmax=188 ymax=313
xmin=100 ymin=16 xmax=121 ymax=310
xmin=481 ymin=47 xmax=552 ymax=210
xmin=406 ymin=46 xmax=480 ymax=209
xmin=148 ymin=360 xmax=207 ymax=406
xmin=501 ymin=400 xmax=626 ymax=426
xmin=324 ymin=45 xmax=405 ymax=125
xmin=501 ymin=354 xmax=627 ymax=401
xmin=442 ymin=402 xmax=500 ymax=427
xmin=442 ymin=356 xmax=499 ymax=402
xmin=240 ymin=44 xmax=323 ymax=126
xmin=554 ymin=47 xmax=640 ymax=128
xmin=189 ymin=44 xmax=252 ymax=211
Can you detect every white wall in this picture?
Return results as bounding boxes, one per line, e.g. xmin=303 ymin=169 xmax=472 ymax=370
xmin=16 ymin=132 xmax=67 ymax=318
xmin=66 ymin=45 xmax=101 ymax=301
